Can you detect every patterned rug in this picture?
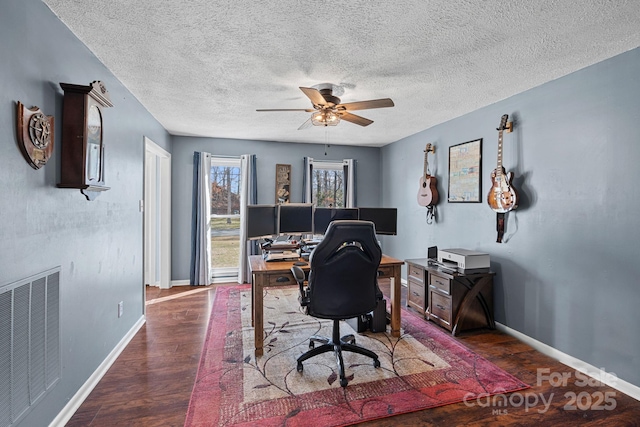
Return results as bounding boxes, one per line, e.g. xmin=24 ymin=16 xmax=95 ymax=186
xmin=185 ymin=285 xmax=528 ymax=426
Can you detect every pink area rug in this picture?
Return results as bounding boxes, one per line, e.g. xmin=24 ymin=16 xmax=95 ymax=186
xmin=185 ymin=285 xmax=528 ymax=426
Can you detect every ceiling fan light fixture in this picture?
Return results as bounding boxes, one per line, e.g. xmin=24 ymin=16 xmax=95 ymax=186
xmin=311 ymin=110 xmax=340 ymax=127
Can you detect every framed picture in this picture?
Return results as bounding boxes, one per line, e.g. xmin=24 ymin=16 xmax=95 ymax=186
xmin=448 ymin=138 xmax=482 ymax=202
xmin=275 ymin=164 xmax=291 ymax=204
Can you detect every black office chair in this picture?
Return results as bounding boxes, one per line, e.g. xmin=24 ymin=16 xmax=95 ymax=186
xmin=291 ymin=220 xmax=382 ymax=387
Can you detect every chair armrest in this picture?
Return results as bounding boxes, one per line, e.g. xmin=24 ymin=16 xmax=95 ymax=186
xmin=291 ymin=266 xmax=310 ymax=308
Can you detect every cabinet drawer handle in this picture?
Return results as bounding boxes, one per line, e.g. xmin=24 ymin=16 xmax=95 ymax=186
xmin=436 ymin=304 xmax=446 ymax=310
xmin=412 ymin=291 xmax=419 ymax=296
xmin=275 ymin=276 xmax=290 ymax=283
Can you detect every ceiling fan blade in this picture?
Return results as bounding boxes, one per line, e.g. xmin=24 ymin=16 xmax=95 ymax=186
xmin=256 ymin=108 xmax=315 ymax=112
xmin=337 ymin=98 xmax=395 ymax=111
xmin=298 ymin=118 xmax=312 ymax=130
xmin=339 ymin=112 xmax=374 ymax=127
xmin=299 ymin=87 xmax=328 ymax=107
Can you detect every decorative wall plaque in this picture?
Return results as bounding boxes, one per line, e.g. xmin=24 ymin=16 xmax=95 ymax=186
xmin=17 ymin=102 xmax=54 ymax=169
xmin=275 ymin=163 xmax=291 ymax=204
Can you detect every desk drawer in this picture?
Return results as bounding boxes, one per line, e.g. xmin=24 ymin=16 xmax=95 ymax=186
xmin=268 ymin=272 xmax=295 ymax=286
xmin=429 ymin=273 xmax=450 ymax=294
xmin=408 ymin=264 xmax=424 ymax=282
xmin=377 ymin=265 xmax=394 ymax=278
xmin=407 ymin=279 xmax=425 ymax=311
xmin=430 ymin=291 xmax=451 ymax=325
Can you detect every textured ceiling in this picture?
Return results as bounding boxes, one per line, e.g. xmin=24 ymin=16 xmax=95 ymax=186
xmin=43 ymin=0 xmax=640 ymax=147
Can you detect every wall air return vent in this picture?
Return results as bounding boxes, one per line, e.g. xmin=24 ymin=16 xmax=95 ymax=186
xmin=0 ymin=267 xmax=61 ymax=427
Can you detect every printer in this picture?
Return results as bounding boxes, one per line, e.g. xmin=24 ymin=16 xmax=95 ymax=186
xmin=437 ymin=248 xmax=490 ymax=273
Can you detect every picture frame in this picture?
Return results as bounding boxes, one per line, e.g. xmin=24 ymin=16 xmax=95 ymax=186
xmin=275 ymin=163 xmax=291 ymax=204
xmin=448 ymin=138 xmax=482 ymax=202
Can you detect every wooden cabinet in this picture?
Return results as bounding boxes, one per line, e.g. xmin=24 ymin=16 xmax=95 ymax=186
xmin=405 ymin=258 xmax=495 ymax=336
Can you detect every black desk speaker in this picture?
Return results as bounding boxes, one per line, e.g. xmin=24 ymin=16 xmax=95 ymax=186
xmin=428 ymin=246 xmax=438 ymax=260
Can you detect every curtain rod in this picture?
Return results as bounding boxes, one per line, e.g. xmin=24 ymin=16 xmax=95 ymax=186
xmin=195 ymin=152 xmax=242 ymax=159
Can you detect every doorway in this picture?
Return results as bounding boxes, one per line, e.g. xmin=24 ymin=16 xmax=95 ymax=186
xmin=144 ymin=137 xmax=171 ymax=289
xmin=209 ymin=156 xmax=242 ymax=281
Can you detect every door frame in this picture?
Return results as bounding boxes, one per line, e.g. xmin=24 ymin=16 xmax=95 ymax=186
xmin=144 ymin=136 xmax=171 ymax=289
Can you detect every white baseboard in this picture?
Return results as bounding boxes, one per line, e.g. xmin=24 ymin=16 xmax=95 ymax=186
xmin=496 ymin=322 xmax=640 ymax=401
xmin=170 ymin=279 xmax=190 ymax=286
xmin=49 ymin=315 xmax=146 ymax=427
xmin=170 ymin=278 xmax=240 ymax=286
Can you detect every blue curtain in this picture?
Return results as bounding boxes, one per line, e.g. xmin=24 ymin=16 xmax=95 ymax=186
xmin=190 ymin=152 xmax=212 ymax=285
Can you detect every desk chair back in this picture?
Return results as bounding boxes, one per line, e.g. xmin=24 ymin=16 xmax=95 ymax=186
xmin=307 ymin=220 xmax=382 ymax=319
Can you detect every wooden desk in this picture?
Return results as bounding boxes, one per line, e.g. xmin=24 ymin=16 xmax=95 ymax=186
xmin=249 ymin=254 xmax=404 ymax=356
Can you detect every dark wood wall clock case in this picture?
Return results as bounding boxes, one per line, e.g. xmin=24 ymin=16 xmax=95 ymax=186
xmin=57 ymin=81 xmax=113 ymax=200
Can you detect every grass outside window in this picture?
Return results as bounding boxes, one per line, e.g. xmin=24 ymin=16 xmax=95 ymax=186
xmin=210 ymin=216 xmax=240 ymax=268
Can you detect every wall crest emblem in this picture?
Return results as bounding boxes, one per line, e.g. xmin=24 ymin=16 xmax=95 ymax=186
xmin=17 ymin=101 xmax=54 ymax=169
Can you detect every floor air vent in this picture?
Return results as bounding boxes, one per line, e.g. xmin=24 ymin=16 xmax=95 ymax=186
xmin=0 ymin=267 xmax=61 ymax=427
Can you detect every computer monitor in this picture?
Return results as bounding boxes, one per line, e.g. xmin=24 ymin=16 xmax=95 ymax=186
xmin=358 ymin=207 xmax=398 ymax=235
xmin=313 ymin=207 xmax=359 ymax=235
xmin=332 ymin=208 xmax=359 ymax=221
xmin=278 ymin=203 xmax=313 ymax=235
xmin=313 ymin=207 xmax=332 ymax=235
xmin=246 ymin=204 xmax=278 ymax=240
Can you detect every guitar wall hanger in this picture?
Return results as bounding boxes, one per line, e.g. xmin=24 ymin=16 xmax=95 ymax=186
xmin=500 ymin=121 xmax=514 ymax=133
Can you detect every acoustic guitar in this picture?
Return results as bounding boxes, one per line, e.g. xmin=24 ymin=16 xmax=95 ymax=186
xmin=417 ymin=143 xmax=438 ymax=207
xmin=487 ymin=114 xmax=518 ymax=213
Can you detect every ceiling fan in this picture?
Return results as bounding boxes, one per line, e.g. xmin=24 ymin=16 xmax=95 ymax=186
xmin=256 ymin=85 xmax=395 ymax=130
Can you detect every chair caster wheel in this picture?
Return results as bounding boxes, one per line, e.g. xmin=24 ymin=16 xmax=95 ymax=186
xmin=340 ymin=378 xmax=348 ymax=387
xmin=297 ymin=362 xmax=303 ymax=372
xmin=373 ymin=359 xmax=380 ymax=368
xmin=309 ymin=341 xmax=315 ymax=350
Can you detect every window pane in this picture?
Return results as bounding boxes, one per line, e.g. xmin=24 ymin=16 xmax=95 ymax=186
xmin=210 ymin=216 xmax=240 ymax=269
xmin=210 ymin=165 xmax=241 ymax=270
xmin=312 ymin=168 xmax=344 ymax=207
xmin=210 ymin=166 xmax=241 ymax=215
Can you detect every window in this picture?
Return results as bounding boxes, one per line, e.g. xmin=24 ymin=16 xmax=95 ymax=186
xmin=209 ymin=157 xmax=241 ymax=278
xmin=304 ymin=158 xmax=356 ymax=207
xmin=312 ymin=161 xmax=345 ymax=208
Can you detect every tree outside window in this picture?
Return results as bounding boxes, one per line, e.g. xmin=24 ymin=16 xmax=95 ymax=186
xmin=312 ymin=164 xmax=344 ymax=208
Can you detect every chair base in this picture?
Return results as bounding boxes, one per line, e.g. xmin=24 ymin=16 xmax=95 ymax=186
xmin=296 ymin=319 xmax=380 ymax=387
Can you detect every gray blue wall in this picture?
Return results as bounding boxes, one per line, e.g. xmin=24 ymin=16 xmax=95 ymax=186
xmin=381 ymin=48 xmax=640 ymax=388
xmin=0 ymin=1 xmax=170 ymax=426
xmin=170 ymin=137 xmax=381 ymax=281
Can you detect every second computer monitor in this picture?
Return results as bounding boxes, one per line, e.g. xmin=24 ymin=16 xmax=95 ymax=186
xmin=278 ymin=203 xmax=313 ymax=235
xmin=313 ymin=207 xmax=359 ymax=234
xmin=358 ymin=207 xmax=398 ymax=235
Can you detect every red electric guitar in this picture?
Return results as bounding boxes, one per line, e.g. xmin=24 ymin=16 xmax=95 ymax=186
xmin=487 ymin=114 xmax=518 ymax=213
xmin=417 ymin=143 xmax=438 ymax=207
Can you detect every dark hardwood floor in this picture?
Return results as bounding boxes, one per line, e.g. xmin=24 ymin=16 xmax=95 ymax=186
xmin=66 ymin=282 xmax=640 ymax=426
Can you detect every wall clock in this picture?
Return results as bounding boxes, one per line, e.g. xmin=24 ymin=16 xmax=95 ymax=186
xmin=57 ymin=81 xmax=113 ymax=200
